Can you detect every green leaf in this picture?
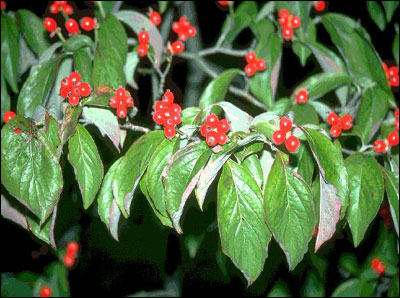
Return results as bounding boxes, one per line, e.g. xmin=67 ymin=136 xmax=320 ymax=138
xmin=322 ymin=13 xmax=393 ymax=102
xmin=257 ymin=1 xmax=275 ymax=21
xmin=345 ymin=154 xmax=384 ymax=247
xmin=332 ymin=279 xmax=376 ymax=297
xmin=124 ymin=52 xmax=139 ymax=89
xmin=250 ymin=111 xmax=280 ymax=139
xmin=250 ymin=19 xmax=282 ymax=107
xmin=73 ymin=47 xmax=92 ymax=86
xmin=16 ymin=10 xmax=50 ymax=56
xmin=367 ymin=1 xmax=386 ymax=31
xmin=1 ymin=15 xmax=20 ymax=93
xmin=33 ymin=262 xmax=70 ymax=297
xmin=393 ymin=28 xmax=399 ymax=65
xmin=266 ymin=281 xmax=292 ymax=297
xmin=296 ymin=145 xmax=315 ymax=186
xmin=302 ymin=128 xmax=348 ymax=250
xmin=68 ymin=124 xmax=104 ymax=209
xmin=1 ymin=274 xmax=34 ymax=297
xmin=93 ymin=14 xmax=127 ymax=88
xmin=292 ymin=18 xmax=316 ymax=67
xmin=291 ymin=103 xmax=319 ymax=126
xmin=59 ymin=105 xmax=82 ymax=147
xmin=356 ymin=87 xmax=389 ymax=143
xmin=198 ymin=69 xmax=241 ymax=110
xmin=242 ymin=154 xmax=263 ymax=188
xmin=223 ymin=1 xmax=258 ymax=43
xmin=292 ymin=72 xmax=352 ymax=102
xmin=383 ymin=1 xmax=399 ymax=22
xmin=82 ymin=107 xmax=120 ymax=150
xmin=146 ymin=138 xmax=178 ymax=227
xmin=113 ymin=131 xmax=164 ymax=217
xmin=270 ymin=98 xmax=291 ymax=115
xmin=164 ymin=141 xmax=212 ymax=233
xmin=210 ymin=101 xmax=253 ymax=132
xmin=181 ymin=107 xmax=202 ymax=126
xmin=218 ymin=159 xmax=271 ymax=284
xmin=1 ymin=74 xmax=11 ymax=124
xmin=388 ymin=274 xmax=399 ymax=297
xmin=17 ymin=55 xmax=62 ymax=117
xmin=264 ymin=152 xmax=315 ymax=270
xmin=97 ymin=158 xmax=122 ymax=241
xmin=339 ymin=253 xmax=360 ymax=276
xmin=27 ymin=207 xmax=57 ymax=248
xmin=382 ymin=169 xmax=399 ymax=237
xmin=115 ymin=10 xmax=163 ymax=69
xmin=158 ymin=1 xmax=169 ymax=13
xmin=1 ymin=117 xmax=63 ymax=224
xmin=44 ymin=116 xmax=61 ymax=156
xmin=63 ymin=35 xmax=94 ymax=52
xmin=301 ymin=271 xmax=325 ymax=297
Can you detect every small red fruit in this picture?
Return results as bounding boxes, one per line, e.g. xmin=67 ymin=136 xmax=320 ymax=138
xmin=218 ymin=119 xmax=230 ymax=133
xmin=256 ymin=59 xmax=266 ymax=71
xmin=50 ymin=3 xmax=59 ymax=14
xmin=80 ymin=17 xmax=96 ymax=31
xmin=71 ymin=85 xmax=82 ymax=96
xmin=390 ymin=75 xmax=399 ymax=87
xmin=138 ymin=30 xmax=150 ymax=45
xmin=68 ymin=95 xmax=80 ymax=106
xmin=171 ymin=41 xmax=184 ymax=54
xmin=371 ymin=258 xmax=386 ymax=275
xmin=61 ymin=77 xmax=72 ymax=91
xmin=65 ymin=18 xmax=79 ymax=34
xmin=110 ymin=97 xmax=118 ymax=109
xmin=245 ymin=51 xmax=257 ymax=64
xmin=296 ymin=88 xmax=308 ymax=104
xmin=4 ymin=111 xmax=16 ymax=123
xmin=137 ymin=44 xmax=149 ymax=57
xmin=171 ymin=103 xmax=181 ymax=114
xmin=162 ymin=90 xmax=174 ymax=105
xmin=1 ymin=1 xmax=6 ymax=11
xmin=387 ymin=131 xmax=399 ymax=146
xmin=278 ymin=17 xmax=288 ymax=26
xmin=327 ymin=112 xmax=339 ymax=126
xmin=330 ymin=125 xmax=342 ymax=138
xmin=206 ymin=114 xmax=219 ymax=128
xmin=206 ymin=131 xmax=218 ymax=147
xmin=388 ymin=66 xmax=399 ymax=77
xmin=59 ymin=87 xmax=70 ymax=98
xmin=187 ymin=26 xmax=197 ymax=37
xmin=272 ymin=130 xmax=286 ymax=145
xmin=69 ymin=71 xmax=81 ymax=84
xmin=395 ymin=108 xmax=399 ymax=119
xmin=279 ymin=117 xmax=293 ymax=133
xmin=279 ymin=9 xmax=290 ymax=19
xmin=126 ymin=97 xmax=134 ymax=108
xmin=217 ymin=1 xmax=231 ymax=5
xmin=314 ymin=1 xmax=326 ymax=12
xmin=43 ymin=17 xmax=58 ymax=33
xmin=200 ymin=124 xmax=211 ymax=137
xmin=153 ymin=111 xmax=164 ymax=125
xmin=285 ymin=136 xmax=300 ymax=152
xmin=282 ymin=26 xmax=293 ymax=39
xmin=149 ymin=11 xmax=162 ymax=26
xmin=178 ymin=32 xmax=188 ymax=41
xmin=164 ymin=126 xmax=176 ymax=139
xmin=245 ymin=63 xmax=257 ymax=77
xmin=373 ymin=140 xmax=387 ymax=153
xmin=63 ymin=4 xmax=73 ymax=15
xmin=67 ymin=241 xmax=79 ymax=256
xmin=117 ymin=106 xmax=127 ymax=118
xmin=340 ymin=114 xmax=353 ymax=130
xmin=290 ymin=16 xmax=301 ymax=29
xmin=217 ymin=132 xmax=227 ymax=145
xmin=63 ymin=254 xmax=75 ymax=268
xmin=40 ymin=286 xmax=52 ymax=297
xmin=78 ymin=82 xmax=91 ymax=97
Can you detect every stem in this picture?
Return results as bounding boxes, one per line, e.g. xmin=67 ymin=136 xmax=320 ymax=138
xmin=158 ymin=57 xmax=173 ymax=96
xmin=120 ymin=123 xmax=151 ymax=134
xmin=56 ymin=30 xmax=66 ymax=43
xmin=96 ymin=1 xmax=106 ymax=19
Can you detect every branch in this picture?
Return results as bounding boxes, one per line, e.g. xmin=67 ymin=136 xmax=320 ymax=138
xmin=120 ymin=123 xmax=151 ymax=134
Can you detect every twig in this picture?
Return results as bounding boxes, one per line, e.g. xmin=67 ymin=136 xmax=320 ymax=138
xmin=120 ymin=123 xmax=151 ymax=134
xmin=96 ymin=1 xmax=106 ymax=19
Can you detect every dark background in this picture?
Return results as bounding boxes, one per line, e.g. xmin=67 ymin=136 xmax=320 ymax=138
xmin=2 ymin=1 xmax=399 ymax=297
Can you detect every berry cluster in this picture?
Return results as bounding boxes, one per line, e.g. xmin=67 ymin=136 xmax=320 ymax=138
xmin=382 ymin=63 xmax=399 ymax=87
xmin=40 ymin=286 xmax=52 ymax=297
xmin=49 ymin=1 xmax=73 ymax=15
xmin=371 ymin=258 xmax=386 ymax=275
xmin=313 ymin=1 xmax=326 ymax=12
xmin=63 ymin=241 xmax=79 ymax=269
xmin=326 ymin=112 xmax=353 ymax=138
xmin=200 ymin=114 xmax=230 ymax=147
xmin=1 ymin=1 xmax=6 ymax=11
xmin=378 ymin=203 xmax=393 ymax=229
xmin=278 ymin=9 xmax=301 ymax=40
xmin=152 ymin=90 xmax=182 ymax=139
xmin=272 ymin=117 xmax=301 ymax=152
xmin=244 ymin=51 xmax=266 ymax=77
xmin=137 ymin=30 xmax=150 ymax=57
xmin=217 ymin=1 xmax=232 ymax=6
xmin=109 ymin=87 xmax=134 ymax=119
xmin=3 ymin=111 xmax=20 ymax=134
xmin=43 ymin=16 xmax=96 ymax=34
xmin=295 ymin=88 xmax=308 ymax=104
xmin=59 ymin=72 xmax=91 ymax=106
xmin=172 ymin=16 xmax=197 ymax=42
xmin=374 ymin=131 xmax=399 ymax=153
xmin=149 ymin=10 xmax=162 ymax=26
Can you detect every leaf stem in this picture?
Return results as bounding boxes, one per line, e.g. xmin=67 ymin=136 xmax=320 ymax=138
xmin=120 ymin=123 xmax=151 ymax=134
xmin=96 ymin=1 xmax=106 ymax=19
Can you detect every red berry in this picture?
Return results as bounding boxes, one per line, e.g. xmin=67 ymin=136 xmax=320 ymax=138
xmin=110 ymin=97 xmax=118 ymax=109
xmin=327 ymin=112 xmax=339 ymax=126
xmin=200 ymin=124 xmax=211 ymax=137
xmin=387 ymin=131 xmax=399 ymax=146
xmin=206 ymin=131 xmax=218 ymax=147
xmin=296 ymin=88 xmax=308 ymax=104
xmin=4 ymin=111 xmax=16 ymax=123
xmin=50 ymin=3 xmax=59 ymax=14
xmin=40 ymin=286 xmax=52 ymax=297
xmin=155 ymin=101 xmax=166 ymax=111
xmin=172 ymin=114 xmax=182 ymax=125
xmin=153 ymin=111 xmax=164 ymax=125
xmin=390 ymin=75 xmax=399 ymax=87
xmin=171 ymin=104 xmax=181 ymax=114
xmin=206 ymin=114 xmax=219 ymax=128
xmin=379 ymin=203 xmax=390 ymax=217
xmin=245 ymin=63 xmax=257 ymax=77
xmin=179 ymin=16 xmax=190 ymax=28
xmin=59 ymin=87 xmax=70 ymax=98
xmin=137 ymin=44 xmax=149 ymax=57
xmin=314 ymin=1 xmax=326 ymax=12
xmin=282 ymin=26 xmax=293 ymax=39
xmin=388 ymin=66 xmax=399 ymax=77
xmin=373 ymin=140 xmax=387 ymax=153
xmin=171 ymin=41 xmax=184 ymax=54
xmin=245 ymin=51 xmax=257 ymax=64
xmin=290 ymin=16 xmax=301 ymax=29
xmin=285 ymin=136 xmax=300 ymax=152
xmin=162 ymin=108 xmax=173 ymax=120
xmin=395 ymin=108 xmax=399 ymax=119
xmin=330 ymin=125 xmax=342 ymax=138
xmin=279 ymin=117 xmax=293 ymax=133
xmin=217 ymin=1 xmax=231 ymax=5
xmin=43 ymin=17 xmax=58 ymax=33
xmin=69 ymin=72 xmax=81 ymax=84
xmin=217 ymin=119 xmax=230 ymax=133
xmin=13 ymin=128 xmax=21 ymax=134
xmin=217 ymin=132 xmax=227 ymax=145
xmin=68 ymin=95 xmax=80 ymax=106
xmin=187 ymin=26 xmax=197 ymax=37
xmin=65 ymin=18 xmax=79 ymax=34
xmin=78 ymin=82 xmax=91 ymax=97
xmin=117 ymin=107 xmax=127 ymax=118
xmin=164 ymin=126 xmax=176 ymax=139
xmin=115 ymin=87 xmax=126 ymax=99
xmin=162 ymin=90 xmax=174 ymax=105
xmin=126 ymin=97 xmax=134 ymax=108
xmin=1 ymin=1 xmax=5 ymax=11
xmin=272 ymin=130 xmax=286 ymax=145
xmin=63 ymin=254 xmax=75 ymax=268
xmin=138 ymin=30 xmax=150 ymax=45
xmin=164 ymin=117 xmax=175 ymax=128
xmin=63 ymin=4 xmax=73 ymax=15
xmin=340 ymin=114 xmax=353 ymax=130
xmin=61 ymin=77 xmax=72 ymax=91
xmin=394 ymin=119 xmax=399 ymax=131
xmin=371 ymin=258 xmax=386 ymax=275
xmin=80 ymin=17 xmax=96 ymax=31
xmin=279 ymin=9 xmax=290 ymax=19
xmin=256 ymin=59 xmax=266 ymax=71
xmin=172 ymin=22 xmax=181 ymax=33
xmin=71 ymin=85 xmax=81 ymax=96
xmin=382 ymin=62 xmax=389 ymax=74
xmin=67 ymin=241 xmax=79 ymax=255
xmin=278 ymin=17 xmax=288 ymax=26
xmin=149 ymin=11 xmax=162 ymax=26
xmin=178 ymin=32 xmax=189 ymax=41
